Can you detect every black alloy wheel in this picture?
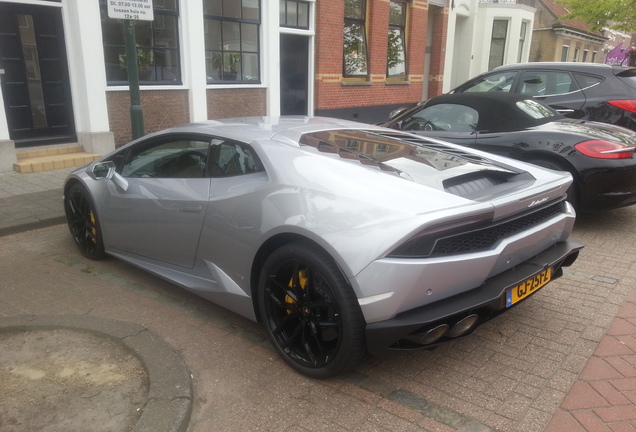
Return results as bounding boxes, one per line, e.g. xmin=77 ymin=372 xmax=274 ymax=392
xmin=64 ymin=183 xmax=106 ymax=260
xmin=258 ymin=242 xmax=366 ymax=378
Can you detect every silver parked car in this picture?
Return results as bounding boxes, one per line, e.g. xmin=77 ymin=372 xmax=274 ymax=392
xmin=64 ymin=117 xmax=582 ymax=378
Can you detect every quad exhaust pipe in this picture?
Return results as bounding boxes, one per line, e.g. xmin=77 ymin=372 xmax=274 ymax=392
xmin=405 ymin=314 xmax=480 ymax=346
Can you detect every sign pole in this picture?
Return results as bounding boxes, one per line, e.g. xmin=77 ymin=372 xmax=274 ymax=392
xmin=108 ymin=0 xmax=154 ymax=140
xmin=124 ymin=20 xmax=144 ymax=139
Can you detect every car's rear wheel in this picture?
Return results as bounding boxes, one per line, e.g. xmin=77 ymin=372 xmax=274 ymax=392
xmin=258 ymin=242 xmax=366 ymax=378
xmin=64 ymin=183 xmax=106 ymax=260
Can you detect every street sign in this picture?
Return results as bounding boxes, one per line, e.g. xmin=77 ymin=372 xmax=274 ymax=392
xmin=107 ymin=0 xmax=154 ymax=21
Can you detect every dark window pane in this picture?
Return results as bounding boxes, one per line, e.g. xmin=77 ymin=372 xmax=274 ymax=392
xmin=280 ymin=0 xmax=286 ymax=23
xmin=241 ymin=23 xmax=258 ymax=52
xmin=222 ymin=21 xmax=241 ymax=51
xmin=287 ymin=3 xmax=298 ymax=26
xmin=223 ymin=0 xmax=241 ymax=18
xmin=154 ymin=15 xmax=178 ymax=49
xmin=205 ymin=19 xmax=222 ymax=50
xmin=298 ymin=2 xmax=309 ymax=28
xmin=154 ymin=0 xmax=177 ymax=12
xmin=103 ymin=46 xmax=128 ymax=82
xmin=492 ymin=20 xmax=508 ymax=39
xmin=242 ymin=0 xmax=259 ymax=19
xmin=488 ymin=40 xmax=505 ymax=70
xmin=242 ymin=53 xmax=259 ymax=81
xmin=133 ymin=21 xmax=153 ymax=47
xmin=203 ymin=0 xmax=222 ymax=15
xmin=102 ymin=18 xmax=124 ymax=45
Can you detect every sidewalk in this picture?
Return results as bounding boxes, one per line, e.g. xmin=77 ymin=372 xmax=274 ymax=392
xmin=0 ymin=167 xmax=71 ymax=237
xmin=0 ymin=167 xmax=193 ymax=432
xmin=0 ymin=167 xmax=634 ymax=432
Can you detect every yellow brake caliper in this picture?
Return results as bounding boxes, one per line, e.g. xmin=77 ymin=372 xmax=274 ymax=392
xmin=286 ymin=268 xmax=308 ymax=314
xmin=89 ymin=211 xmax=97 ymax=244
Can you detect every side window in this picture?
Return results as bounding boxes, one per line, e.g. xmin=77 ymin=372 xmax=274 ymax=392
xmin=520 ymin=71 xmax=578 ymax=96
xmin=461 ymin=71 xmax=517 ymax=93
xmin=208 ymin=139 xmax=263 ymax=177
xmin=119 ymin=139 xmax=209 ymax=179
xmin=573 ymin=73 xmax=603 ymax=90
xmin=403 ymin=105 xmax=477 ymax=132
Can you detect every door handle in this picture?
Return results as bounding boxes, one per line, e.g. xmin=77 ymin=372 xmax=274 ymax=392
xmin=179 ymin=205 xmax=202 ymax=213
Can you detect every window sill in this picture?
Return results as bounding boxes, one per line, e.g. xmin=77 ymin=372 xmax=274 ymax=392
xmin=385 ymin=80 xmax=410 ymax=85
xmin=340 ymin=81 xmax=372 ymax=86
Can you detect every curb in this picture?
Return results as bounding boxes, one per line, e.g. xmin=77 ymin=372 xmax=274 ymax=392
xmin=0 ymin=215 xmax=66 ymax=238
xmin=0 ymin=315 xmax=193 ymax=432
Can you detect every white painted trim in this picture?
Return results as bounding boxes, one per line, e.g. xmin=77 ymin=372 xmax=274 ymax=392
xmin=264 ymin=0 xmax=280 ymax=116
xmin=1 ymin=0 xmax=62 ymax=7
xmin=180 ymin=0 xmax=207 ymax=122
xmin=62 ymin=0 xmax=111 ymax=132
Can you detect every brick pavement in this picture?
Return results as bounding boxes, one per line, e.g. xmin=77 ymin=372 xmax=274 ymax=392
xmin=0 ymin=167 xmax=635 ymax=432
xmin=545 ymin=288 xmax=636 ymax=432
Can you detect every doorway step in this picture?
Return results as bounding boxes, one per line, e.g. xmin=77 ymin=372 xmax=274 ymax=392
xmin=14 ymin=145 xmax=101 ymax=173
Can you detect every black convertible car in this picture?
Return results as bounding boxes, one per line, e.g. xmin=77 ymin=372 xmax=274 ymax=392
xmin=383 ymin=92 xmax=636 ymax=211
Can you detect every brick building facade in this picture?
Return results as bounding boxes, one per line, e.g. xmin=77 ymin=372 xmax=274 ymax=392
xmin=315 ymin=0 xmax=448 ymax=124
xmin=0 ymin=0 xmax=451 ymax=172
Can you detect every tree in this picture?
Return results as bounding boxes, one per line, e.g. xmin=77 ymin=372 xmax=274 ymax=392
xmin=558 ymin=0 xmax=636 ymax=32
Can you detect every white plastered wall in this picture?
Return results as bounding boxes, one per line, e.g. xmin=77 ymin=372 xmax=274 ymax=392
xmin=443 ymin=1 xmax=535 ymax=93
xmin=62 ymin=0 xmax=115 ymax=154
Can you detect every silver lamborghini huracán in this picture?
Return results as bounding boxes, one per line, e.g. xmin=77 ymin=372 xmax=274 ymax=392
xmin=64 ymin=117 xmax=583 ymax=378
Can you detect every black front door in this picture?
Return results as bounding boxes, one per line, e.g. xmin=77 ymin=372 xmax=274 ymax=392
xmin=0 ymin=3 xmax=75 ymax=147
xmin=280 ymin=34 xmax=309 ymax=115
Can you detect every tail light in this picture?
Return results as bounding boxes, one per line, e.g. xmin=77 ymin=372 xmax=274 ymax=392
xmin=387 ymin=211 xmax=494 ymax=258
xmin=574 ymin=140 xmax=635 ymax=159
xmin=608 ymin=100 xmax=636 ymax=114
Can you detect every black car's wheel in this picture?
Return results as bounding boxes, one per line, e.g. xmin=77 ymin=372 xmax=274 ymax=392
xmin=64 ymin=183 xmax=106 ymax=260
xmin=258 ymin=242 xmax=366 ymax=378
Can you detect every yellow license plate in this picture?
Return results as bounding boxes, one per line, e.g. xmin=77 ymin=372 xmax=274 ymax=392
xmin=506 ymin=268 xmax=552 ymax=307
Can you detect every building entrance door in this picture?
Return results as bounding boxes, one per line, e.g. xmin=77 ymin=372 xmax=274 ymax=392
xmin=280 ymin=34 xmax=309 ymax=115
xmin=0 ymin=3 xmax=75 ymax=147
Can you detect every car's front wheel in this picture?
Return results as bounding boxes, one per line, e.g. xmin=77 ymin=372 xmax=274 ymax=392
xmin=64 ymin=183 xmax=106 ymax=260
xmin=257 ymin=242 xmax=366 ymax=378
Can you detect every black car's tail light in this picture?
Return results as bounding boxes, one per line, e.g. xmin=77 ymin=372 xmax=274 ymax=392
xmin=574 ymin=140 xmax=635 ymax=159
xmin=608 ymin=100 xmax=636 ymax=114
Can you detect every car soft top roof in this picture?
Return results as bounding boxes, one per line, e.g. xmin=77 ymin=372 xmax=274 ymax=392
xmin=422 ymin=92 xmax=564 ymax=132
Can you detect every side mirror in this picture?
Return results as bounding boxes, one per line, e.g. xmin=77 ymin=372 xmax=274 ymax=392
xmin=89 ymin=161 xmax=116 ymax=179
xmin=88 ymin=161 xmax=129 ymax=192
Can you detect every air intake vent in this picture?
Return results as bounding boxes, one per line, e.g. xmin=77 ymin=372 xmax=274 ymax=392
xmin=430 ymin=201 xmax=565 ymax=257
